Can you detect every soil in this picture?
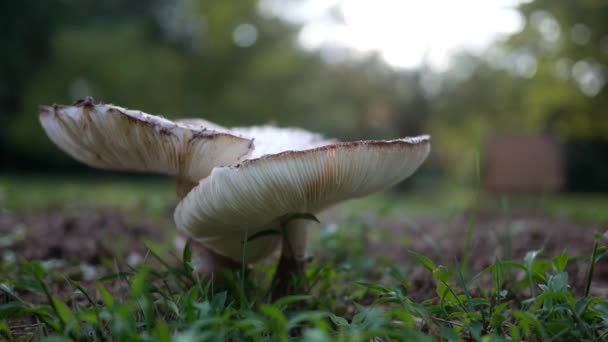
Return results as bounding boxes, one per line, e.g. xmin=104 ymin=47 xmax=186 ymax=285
xmin=0 ymin=207 xmax=169 ymax=264
xmin=0 ymin=207 xmax=173 ymax=331
xmin=361 ymin=211 xmax=608 ymax=299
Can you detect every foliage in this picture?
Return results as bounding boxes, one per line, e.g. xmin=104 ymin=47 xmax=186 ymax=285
xmin=2 ymin=228 xmax=607 ymax=341
xmin=3 ymin=0 xmax=421 ymax=171
xmin=428 ymin=0 xmax=608 ymax=182
xmin=3 ymin=0 xmax=607 ymax=189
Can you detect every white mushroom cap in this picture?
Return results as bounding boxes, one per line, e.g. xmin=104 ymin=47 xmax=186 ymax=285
xmin=175 ymin=134 xmax=431 ymax=262
xmin=174 ymin=118 xmax=230 ymax=133
xmin=229 ymin=125 xmax=334 ymax=158
xmin=39 ymin=97 xmax=253 ymax=184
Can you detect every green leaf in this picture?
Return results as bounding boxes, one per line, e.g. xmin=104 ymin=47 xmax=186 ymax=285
xmin=455 ymin=264 xmax=474 ymax=312
xmin=193 ymin=301 xmax=211 ymax=318
xmin=28 ymin=261 xmax=45 ymax=279
xmin=154 ymin=319 xmax=171 ymax=342
xmin=593 ymin=247 xmax=607 ymax=264
xmin=0 ymin=320 xmax=11 ymax=340
xmin=492 ymin=259 xmax=505 ymax=294
xmin=356 ymin=282 xmax=392 ymax=294
xmin=438 ymin=325 xmax=460 ymax=341
xmin=183 ymin=240 xmax=193 ymax=271
xmin=469 ymin=320 xmax=483 ymax=339
xmin=409 ymin=251 xmax=435 ymax=272
xmin=245 ymin=229 xmax=280 ymax=243
xmin=511 ymin=310 xmax=533 ymax=336
xmin=531 ymin=260 xmax=550 ymax=282
xmin=493 ymin=301 xmax=511 ymax=316
xmin=389 ymin=267 xmax=409 ymax=285
xmin=386 ymin=308 xmax=415 ymax=329
xmin=329 ymin=314 xmax=349 ymax=327
xmin=97 ymin=283 xmax=114 ymax=310
xmin=435 ymin=282 xmax=460 ymax=307
xmin=534 ymin=292 xmax=569 ymax=309
xmin=552 ymin=250 xmax=568 ymax=272
xmin=80 ymin=311 xmax=98 ymax=324
xmin=461 ymin=205 xmax=478 ymax=274
xmin=432 ymin=265 xmax=450 ymax=283
xmin=585 ymin=238 xmax=603 ymax=297
xmin=52 ymin=297 xmax=81 ymax=336
xmin=157 ymin=298 xmax=179 ymax=315
xmin=0 ymin=302 xmax=29 ymax=319
xmin=52 ymin=297 xmax=75 ymax=324
xmin=302 ymin=328 xmax=332 ymax=342
xmin=131 ymin=267 xmax=150 ymax=297
xmin=500 ymin=261 xmax=527 ymax=271
xmin=0 ymin=283 xmax=16 ymax=299
xmin=574 ymin=298 xmax=588 ymax=317
xmin=273 ymin=295 xmax=312 ymax=309
xmin=260 ymin=304 xmax=288 ymax=335
xmin=68 ymin=280 xmax=97 ymax=307
xmin=490 ymin=312 xmax=506 ymax=334
xmin=511 ymin=310 xmax=546 ymax=340
xmin=510 ymin=325 xmax=521 ymax=341
xmin=143 ymin=240 xmax=172 ymax=269
xmin=210 ymin=291 xmax=227 ymax=310
xmin=287 ymin=311 xmax=328 ymax=329
xmin=546 ymin=272 xmax=568 ymax=293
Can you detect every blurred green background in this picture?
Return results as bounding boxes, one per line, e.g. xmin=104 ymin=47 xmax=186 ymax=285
xmin=1 ymin=0 xmax=607 ymax=192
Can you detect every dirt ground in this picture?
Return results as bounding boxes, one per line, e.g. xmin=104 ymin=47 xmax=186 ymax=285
xmin=1 ymin=207 xmax=607 ymax=328
xmin=0 ymin=208 xmax=172 ymax=330
xmin=0 ymin=208 xmax=166 ymax=264
xmin=360 ymin=211 xmax=608 ymax=299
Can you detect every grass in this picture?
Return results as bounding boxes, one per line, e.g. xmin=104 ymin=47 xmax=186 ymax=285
xmin=1 ymin=175 xmax=608 ymax=340
xmin=0 ymin=174 xmax=174 ymax=218
xmin=2 ymin=233 xmax=607 ymax=341
xmin=3 ymin=174 xmax=608 ymax=222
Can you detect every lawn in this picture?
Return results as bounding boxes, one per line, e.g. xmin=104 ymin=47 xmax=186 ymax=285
xmin=1 ymin=175 xmax=607 ymax=341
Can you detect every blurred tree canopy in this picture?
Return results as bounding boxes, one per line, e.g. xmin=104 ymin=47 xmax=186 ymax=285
xmin=2 ymin=0 xmax=421 ymax=171
xmin=2 ymin=0 xmax=606 ymax=190
xmin=428 ymin=0 xmax=608 ymax=189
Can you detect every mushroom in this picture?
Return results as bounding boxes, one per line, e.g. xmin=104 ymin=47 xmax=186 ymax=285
xmin=39 ymin=98 xmax=431 ymax=297
xmin=174 ymin=127 xmax=430 ymax=297
xmin=39 ymin=97 xmax=254 ymax=197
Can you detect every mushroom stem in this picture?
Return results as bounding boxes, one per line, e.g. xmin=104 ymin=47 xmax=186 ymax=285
xmin=176 ymin=236 xmax=241 ymax=283
xmin=192 ymin=240 xmax=242 ymax=281
xmin=282 ymin=217 xmax=309 ymax=261
xmin=270 ymin=218 xmax=310 ymax=300
xmin=176 ymin=177 xmax=198 ymax=199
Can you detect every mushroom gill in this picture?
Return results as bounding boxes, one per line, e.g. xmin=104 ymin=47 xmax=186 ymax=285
xmin=39 ymin=97 xmax=254 ymax=196
xmin=175 ymin=134 xmax=430 ymax=297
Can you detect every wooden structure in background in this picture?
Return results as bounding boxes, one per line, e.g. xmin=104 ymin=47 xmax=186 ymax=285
xmin=483 ymin=134 xmax=564 ymax=193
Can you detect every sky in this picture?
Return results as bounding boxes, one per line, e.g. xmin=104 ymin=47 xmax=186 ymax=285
xmin=261 ymin=0 xmax=528 ymax=71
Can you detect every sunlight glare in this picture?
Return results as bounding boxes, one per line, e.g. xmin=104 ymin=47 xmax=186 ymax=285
xmin=280 ymin=0 xmax=525 ymax=70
